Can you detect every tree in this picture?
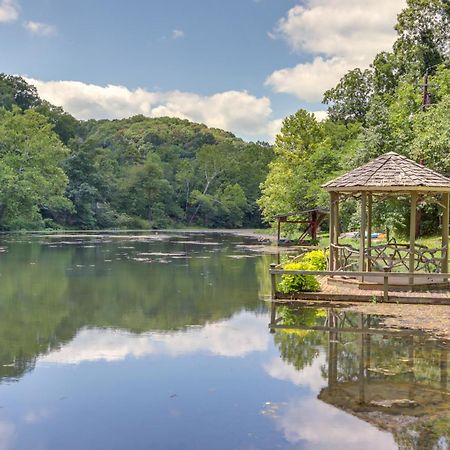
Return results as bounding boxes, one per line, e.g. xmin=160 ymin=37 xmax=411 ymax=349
xmin=117 ymin=152 xmax=175 ymax=227
xmin=0 ymin=108 xmax=71 ymax=229
xmin=323 ymin=69 xmax=373 ymax=123
xmin=394 ymin=0 xmax=450 ymax=77
xmin=188 ymin=143 xmax=235 ymax=224
xmin=274 ymin=110 xmax=324 ymax=160
xmin=0 ymin=74 xmax=41 ymax=111
xmin=258 ymin=111 xmax=355 ymax=224
xmin=258 ymin=111 xmax=323 ymax=223
xmin=63 ymin=139 xmax=107 ymax=228
xmin=218 ymin=184 xmax=248 ymax=228
xmin=411 ymin=96 xmax=450 ymax=175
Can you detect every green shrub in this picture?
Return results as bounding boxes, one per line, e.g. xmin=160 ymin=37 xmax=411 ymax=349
xmin=302 ymin=250 xmax=327 ymax=270
xmin=277 ymin=250 xmax=327 ymax=294
xmin=278 ymin=261 xmax=320 ymax=293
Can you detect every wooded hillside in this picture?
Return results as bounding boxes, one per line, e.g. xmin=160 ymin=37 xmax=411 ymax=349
xmin=0 ymin=76 xmax=273 ymax=230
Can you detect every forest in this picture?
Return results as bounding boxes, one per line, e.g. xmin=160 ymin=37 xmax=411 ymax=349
xmin=0 ymin=0 xmax=448 ymax=234
xmin=0 ymin=79 xmax=273 ymax=230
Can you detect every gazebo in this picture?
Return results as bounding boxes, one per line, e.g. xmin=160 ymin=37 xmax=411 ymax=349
xmin=322 ymin=152 xmax=450 ymax=289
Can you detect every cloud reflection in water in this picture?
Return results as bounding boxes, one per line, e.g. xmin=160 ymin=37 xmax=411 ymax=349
xmin=39 ymin=312 xmax=269 ymax=365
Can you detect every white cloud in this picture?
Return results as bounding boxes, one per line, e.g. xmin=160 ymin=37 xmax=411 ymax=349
xmin=312 ymin=110 xmax=328 ymax=122
xmin=172 ymin=29 xmax=185 ymax=39
xmin=267 ymin=56 xmax=354 ymax=103
xmin=25 ymin=77 xmax=281 ymax=142
xmin=39 ymin=312 xmax=270 ymax=365
xmin=272 ymin=397 xmax=397 ymax=449
xmin=23 ymin=408 xmax=53 ymax=424
xmin=266 ymin=0 xmax=406 ymax=102
xmin=264 ymin=353 xmax=327 ymax=392
xmin=0 ymin=0 xmax=18 ymax=23
xmin=24 ymin=20 xmax=56 ymax=36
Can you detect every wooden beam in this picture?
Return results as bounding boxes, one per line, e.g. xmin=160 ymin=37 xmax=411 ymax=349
xmin=367 ymin=194 xmax=373 ymax=272
xmin=360 ymin=193 xmax=367 ymax=278
xmin=334 ymin=193 xmax=340 ymax=269
xmin=409 ymin=192 xmax=418 ymax=287
xmin=442 ymin=193 xmax=449 ymax=279
xmin=329 ymin=193 xmax=336 ymax=271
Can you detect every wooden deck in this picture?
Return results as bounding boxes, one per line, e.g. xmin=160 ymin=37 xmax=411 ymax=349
xmin=274 ymin=276 xmax=450 ymax=304
xmin=327 ymin=274 xmax=450 ymax=291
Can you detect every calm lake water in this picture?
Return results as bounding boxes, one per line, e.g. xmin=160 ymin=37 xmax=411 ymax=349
xmin=0 ymin=232 xmax=448 ymax=450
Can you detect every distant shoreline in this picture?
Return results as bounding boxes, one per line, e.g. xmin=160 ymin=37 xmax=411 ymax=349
xmin=0 ymin=228 xmax=277 ymax=241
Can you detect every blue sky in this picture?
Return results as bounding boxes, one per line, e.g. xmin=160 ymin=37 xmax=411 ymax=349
xmin=0 ymin=0 xmax=406 ymax=141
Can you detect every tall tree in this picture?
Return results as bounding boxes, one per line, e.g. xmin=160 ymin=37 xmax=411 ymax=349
xmin=323 ymin=69 xmax=373 ymax=123
xmin=0 ymin=109 xmax=71 ymax=229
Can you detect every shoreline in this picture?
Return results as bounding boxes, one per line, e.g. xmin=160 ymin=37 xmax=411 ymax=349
xmin=0 ymin=227 xmax=278 ymax=241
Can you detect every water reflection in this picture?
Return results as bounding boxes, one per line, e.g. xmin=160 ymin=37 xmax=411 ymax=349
xmin=0 ymin=233 xmax=271 ymax=382
xmin=39 ymin=312 xmax=269 ymax=365
xmin=269 ymin=304 xmax=450 ymax=449
xmin=0 ymin=234 xmax=448 ymax=449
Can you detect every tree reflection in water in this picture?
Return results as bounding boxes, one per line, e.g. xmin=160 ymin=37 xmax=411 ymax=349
xmin=269 ymin=304 xmax=450 ymax=449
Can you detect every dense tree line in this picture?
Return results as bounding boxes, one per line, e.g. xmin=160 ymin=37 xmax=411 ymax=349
xmin=0 ymin=76 xmax=273 ymax=230
xmin=259 ymin=0 xmax=450 ymax=237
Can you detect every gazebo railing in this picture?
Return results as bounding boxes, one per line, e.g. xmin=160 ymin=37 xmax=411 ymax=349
xmin=330 ymin=241 xmax=447 ymax=274
xmin=367 ymin=242 xmax=445 ymax=273
xmin=330 ymin=243 xmax=358 ymax=271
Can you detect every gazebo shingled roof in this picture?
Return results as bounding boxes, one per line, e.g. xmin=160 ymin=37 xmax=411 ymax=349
xmin=323 ymin=152 xmax=450 ymax=192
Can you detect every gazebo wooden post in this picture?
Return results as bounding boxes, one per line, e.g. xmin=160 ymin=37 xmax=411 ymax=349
xmin=409 ymin=192 xmax=418 ymax=288
xmin=442 ymin=192 xmax=449 ymax=280
xmin=367 ymin=193 xmax=373 ymax=272
xmin=329 ymin=192 xmax=337 ymax=271
xmin=359 ymin=193 xmax=367 ymax=280
xmin=334 ymin=193 xmax=340 ymax=270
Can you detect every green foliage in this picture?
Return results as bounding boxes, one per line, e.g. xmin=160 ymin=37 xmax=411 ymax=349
xmin=0 ymin=108 xmax=71 ymax=230
xmin=393 ymin=0 xmax=450 ymax=78
xmin=411 ymin=95 xmax=450 ymax=176
xmin=278 ymin=307 xmax=327 ymax=328
xmin=302 ymin=250 xmax=327 ymax=270
xmin=323 ymin=68 xmax=373 ymax=123
xmin=258 ymin=113 xmax=358 ymax=224
xmin=0 ymin=74 xmax=40 ymax=110
xmin=278 ymin=261 xmax=320 ymax=293
xmin=277 ymin=250 xmax=327 ymax=294
xmin=0 ymin=75 xmax=274 ymax=230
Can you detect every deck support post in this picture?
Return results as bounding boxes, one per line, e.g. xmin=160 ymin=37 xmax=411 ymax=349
xmin=367 ymin=194 xmax=373 ymax=272
xmin=359 ymin=193 xmax=367 ymax=281
xmin=269 ymin=302 xmax=277 ymax=334
xmin=442 ymin=193 xmax=449 ymax=281
xmin=270 ymin=264 xmax=277 ymax=299
xmin=409 ymin=192 xmax=418 ymax=288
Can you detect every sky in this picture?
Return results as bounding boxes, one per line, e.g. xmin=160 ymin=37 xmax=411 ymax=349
xmin=0 ymin=0 xmax=407 ymax=142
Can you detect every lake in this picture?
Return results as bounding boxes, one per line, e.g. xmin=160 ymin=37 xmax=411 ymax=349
xmin=0 ymin=232 xmax=448 ymax=450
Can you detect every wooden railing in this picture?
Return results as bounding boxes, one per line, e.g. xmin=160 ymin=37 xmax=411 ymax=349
xmin=269 ymin=266 xmax=450 ymax=301
xmin=331 ymin=240 xmax=447 ymax=273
